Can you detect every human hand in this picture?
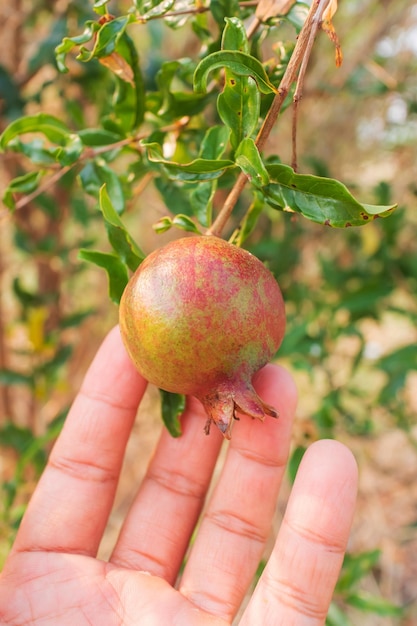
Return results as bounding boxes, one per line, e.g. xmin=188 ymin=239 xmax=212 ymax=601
xmin=0 ymin=326 xmax=357 ymax=625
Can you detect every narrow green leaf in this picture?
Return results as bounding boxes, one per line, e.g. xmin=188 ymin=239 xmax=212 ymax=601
xmin=231 ymin=192 xmax=265 ymax=246
xmin=5 ymin=138 xmax=57 ymax=165
xmin=95 ymin=163 xmax=125 ymax=214
xmin=200 ymin=125 xmax=230 ymax=160
xmin=88 ymin=16 xmax=133 ymax=60
xmin=264 ymin=164 xmax=397 ymax=227
xmin=189 ymin=181 xmax=216 ymax=228
xmin=78 ymin=128 xmax=122 ymax=146
xmin=93 ymin=0 xmax=110 ymax=11
xmin=210 ymin=0 xmax=241 ymax=27
xmin=0 ymin=114 xmax=71 ymax=149
xmin=159 ymin=389 xmax=185 ymax=437
xmin=153 ymin=216 xmax=173 ymax=233
xmin=222 ymin=16 xmax=249 ymax=52
xmin=99 ymin=185 xmax=144 ymax=271
xmin=235 ymin=137 xmax=269 ymax=186
xmin=194 ymin=50 xmax=277 ymax=95
xmin=218 ymin=74 xmax=260 ymax=150
xmin=3 ymin=171 xmax=43 ymax=210
xmin=52 ymin=133 xmax=83 ymax=166
xmin=345 ymin=591 xmax=403 ymax=617
xmin=146 ymin=142 xmax=234 ymax=182
xmin=172 ymin=214 xmax=202 ymax=233
xmin=139 ymin=0 xmax=175 ymax=20
xmin=336 ymin=550 xmax=381 ymax=592
xmin=326 ymin=602 xmax=351 ymax=626
xmin=216 ymin=19 xmax=260 ymax=150
xmin=111 ymin=31 xmax=145 ymax=131
xmin=0 ymin=369 xmax=34 ymax=387
xmin=287 ymin=445 xmax=306 ymax=485
xmin=188 ymin=126 xmax=230 ymax=226
xmin=55 ymin=21 xmax=99 ymax=73
xmin=78 ymin=249 xmax=129 ymax=304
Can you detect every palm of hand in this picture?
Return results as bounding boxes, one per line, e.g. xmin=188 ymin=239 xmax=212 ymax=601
xmin=0 ymin=328 xmax=357 ymax=625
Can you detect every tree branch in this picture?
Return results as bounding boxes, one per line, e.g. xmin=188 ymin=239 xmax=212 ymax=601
xmin=207 ymin=0 xmax=331 ymax=237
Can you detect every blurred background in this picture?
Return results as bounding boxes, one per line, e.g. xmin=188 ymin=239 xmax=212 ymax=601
xmin=0 ymin=1 xmax=416 ymax=623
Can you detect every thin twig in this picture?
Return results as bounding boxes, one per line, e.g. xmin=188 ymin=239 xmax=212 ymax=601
xmin=207 ymin=0 xmax=330 ymax=237
xmin=291 ymin=0 xmax=329 ymax=170
xmin=8 ymin=117 xmax=190 ymax=213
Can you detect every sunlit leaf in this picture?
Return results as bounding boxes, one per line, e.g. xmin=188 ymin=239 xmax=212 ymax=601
xmin=110 ymin=30 xmax=145 ymax=131
xmin=78 ymin=249 xmax=129 ymax=304
xmin=336 ymin=550 xmax=381 ymax=592
xmin=194 ymin=50 xmax=277 ymax=95
xmin=99 ymin=185 xmax=144 ymax=271
xmin=55 ymin=21 xmax=100 ymax=72
xmin=263 ymin=164 xmax=397 ymax=227
xmin=0 ymin=114 xmax=71 ymax=149
xmin=217 ymin=18 xmax=260 ymax=150
xmin=78 ymin=128 xmax=122 ymax=147
xmin=153 ymin=213 xmax=202 ymax=234
xmin=345 ymin=591 xmax=403 ymax=617
xmin=231 ymin=192 xmax=265 ymax=246
xmin=137 ymin=0 xmax=175 ymax=21
xmin=88 ymin=16 xmax=133 ymax=60
xmin=145 ymin=142 xmax=234 ymax=182
xmin=3 ymin=171 xmax=43 ymax=210
xmin=235 ymin=137 xmax=269 ymax=186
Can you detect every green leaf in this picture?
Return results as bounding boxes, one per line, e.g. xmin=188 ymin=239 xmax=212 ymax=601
xmin=210 ymin=0 xmax=241 ymax=27
xmin=99 ymin=185 xmax=145 ymax=271
xmin=55 ymin=21 xmax=100 ymax=73
xmin=200 ymin=125 xmax=230 ymax=160
xmin=78 ymin=128 xmax=122 ymax=146
xmin=78 ymin=249 xmax=129 ymax=304
xmin=110 ymin=31 xmax=145 ymax=131
xmin=377 ymin=344 xmax=417 ymax=404
xmin=95 ymin=163 xmax=125 ymax=214
xmin=187 ymin=126 xmax=230 ymax=226
xmin=287 ymin=445 xmax=306 ymax=484
xmin=153 ymin=214 xmax=202 ymax=234
xmin=345 ymin=591 xmax=403 ymax=617
xmin=194 ymin=50 xmax=277 ymax=95
xmin=0 ymin=369 xmax=34 ymax=387
xmin=235 ymin=137 xmax=269 ymax=186
xmin=5 ymin=138 xmax=57 ymax=165
xmin=87 ymin=16 xmax=133 ymax=60
xmin=0 ymin=114 xmax=72 ymax=149
xmin=145 ymin=142 xmax=235 ymax=182
xmin=222 ymin=16 xmax=249 ymax=52
xmin=3 ymin=171 xmax=43 ymax=210
xmin=336 ymin=550 xmax=381 ymax=592
xmin=217 ymin=17 xmax=260 ymax=150
xmin=326 ymin=602 xmax=351 ymax=626
xmin=139 ymin=0 xmax=175 ymax=21
xmin=159 ymin=389 xmax=185 ymax=437
xmin=264 ymin=164 xmax=397 ymax=227
xmin=231 ymin=191 xmax=265 ymax=246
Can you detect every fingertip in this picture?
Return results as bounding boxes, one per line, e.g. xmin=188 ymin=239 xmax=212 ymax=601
xmin=300 ymin=439 xmax=359 ymax=491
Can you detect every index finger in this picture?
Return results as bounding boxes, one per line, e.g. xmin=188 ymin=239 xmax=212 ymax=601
xmin=12 ymin=326 xmax=147 ymax=557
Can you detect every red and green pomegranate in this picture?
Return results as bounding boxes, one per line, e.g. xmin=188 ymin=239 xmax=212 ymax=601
xmin=119 ymin=235 xmax=285 ymax=438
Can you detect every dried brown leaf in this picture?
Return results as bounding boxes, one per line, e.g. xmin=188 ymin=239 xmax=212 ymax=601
xmin=255 ymin=0 xmax=295 ymax=22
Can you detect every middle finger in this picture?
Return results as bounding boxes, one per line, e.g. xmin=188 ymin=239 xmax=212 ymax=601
xmin=110 ymin=395 xmax=223 ymax=582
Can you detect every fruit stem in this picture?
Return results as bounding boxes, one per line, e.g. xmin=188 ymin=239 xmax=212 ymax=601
xmin=206 ymin=0 xmax=331 ymax=238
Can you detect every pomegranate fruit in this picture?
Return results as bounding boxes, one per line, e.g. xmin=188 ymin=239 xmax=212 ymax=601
xmin=119 ymin=235 xmax=285 ymax=438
